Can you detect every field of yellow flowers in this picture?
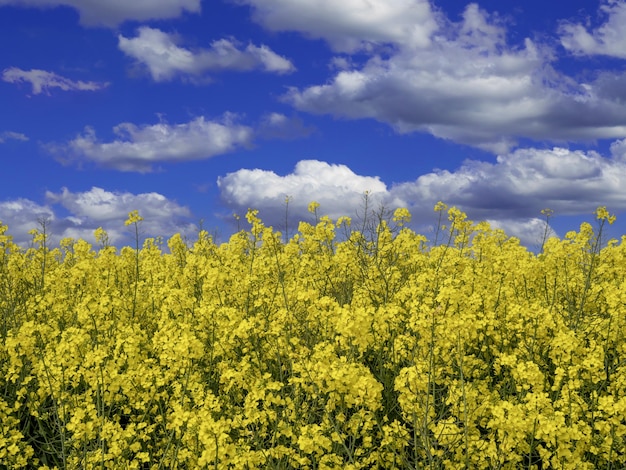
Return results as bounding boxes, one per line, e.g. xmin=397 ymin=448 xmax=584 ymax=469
xmin=1 ymin=202 xmax=625 ymax=469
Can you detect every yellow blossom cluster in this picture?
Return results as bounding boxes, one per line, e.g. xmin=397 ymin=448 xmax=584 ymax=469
xmin=0 ymin=204 xmax=625 ymax=468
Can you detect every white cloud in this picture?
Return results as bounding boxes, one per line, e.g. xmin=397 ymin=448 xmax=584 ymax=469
xmin=217 ymin=159 xmax=389 ymax=228
xmin=328 ymin=56 xmax=356 ymax=71
xmin=217 ymin=143 xmax=626 ymax=244
xmin=53 ymin=114 xmax=254 ymax=172
xmin=0 ymin=187 xmax=196 ymax=246
xmin=560 ymin=0 xmax=626 ymax=58
xmin=0 ymin=0 xmax=201 ymax=27
xmin=118 ymin=27 xmax=295 ymax=82
xmin=231 ymin=2 xmax=626 ymax=151
xmin=610 ymin=138 xmax=626 ymax=160
xmin=0 ymin=199 xmax=55 ymax=245
xmin=46 ymin=187 xmax=190 ymax=222
xmin=390 ymin=145 xmax=626 ymax=221
xmin=238 ymin=0 xmax=438 ymax=52
xmin=0 ymin=131 xmax=28 ymax=143
xmin=2 ymin=67 xmax=108 ymax=95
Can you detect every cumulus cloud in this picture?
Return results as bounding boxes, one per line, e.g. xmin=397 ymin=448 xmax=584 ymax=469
xmin=391 ymin=145 xmax=626 ymax=222
xmin=0 ymin=187 xmax=195 ymax=246
xmin=0 ymin=0 xmax=201 ymax=27
xmin=118 ymin=27 xmax=295 ymax=82
xmin=0 ymin=199 xmax=55 ymax=245
xmin=234 ymin=2 xmax=626 ymax=151
xmin=217 ymin=143 xmax=626 ymax=245
xmin=2 ymin=67 xmax=108 ymax=95
xmin=0 ymin=131 xmax=28 ymax=143
xmin=238 ymin=0 xmax=438 ymax=52
xmin=52 ymin=114 xmax=254 ymax=172
xmin=217 ymin=159 xmax=389 ymax=228
xmin=560 ymin=0 xmax=626 ymax=58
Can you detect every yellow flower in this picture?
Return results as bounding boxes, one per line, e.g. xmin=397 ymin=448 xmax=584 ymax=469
xmin=595 ymin=206 xmax=617 ymax=225
xmin=124 ymin=210 xmax=144 ymax=226
xmin=392 ymin=207 xmax=412 ymax=226
xmin=308 ymin=201 xmax=321 ymax=213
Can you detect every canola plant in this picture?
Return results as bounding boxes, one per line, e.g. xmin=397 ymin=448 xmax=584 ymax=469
xmin=0 ymin=203 xmax=625 ymax=469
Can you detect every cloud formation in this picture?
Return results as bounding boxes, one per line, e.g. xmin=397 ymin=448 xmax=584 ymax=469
xmin=239 ymin=0 xmax=437 ymax=52
xmin=118 ymin=27 xmax=295 ymax=82
xmin=560 ymin=0 xmax=626 ymax=58
xmin=0 ymin=0 xmax=201 ymax=27
xmin=53 ymin=114 xmax=254 ymax=172
xmin=0 ymin=131 xmax=28 ymax=143
xmin=217 ymin=142 xmax=626 ymax=246
xmin=2 ymin=67 xmax=108 ymax=95
xmin=0 ymin=187 xmax=195 ymax=246
xmin=218 ymin=159 xmax=389 ymax=227
xmin=390 ymin=145 xmax=626 ymax=221
xmin=237 ymin=1 xmax=626 ymax=152
xmin=0 ymin=198 xmax=55 ymax=245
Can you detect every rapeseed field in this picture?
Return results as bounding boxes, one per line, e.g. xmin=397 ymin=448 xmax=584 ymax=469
xmin=1 ymin=203 xmax=625 ymax=469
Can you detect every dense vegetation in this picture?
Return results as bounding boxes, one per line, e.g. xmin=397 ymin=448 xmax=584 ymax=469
xmin=1 ymin=203 xmax=625 ymax=469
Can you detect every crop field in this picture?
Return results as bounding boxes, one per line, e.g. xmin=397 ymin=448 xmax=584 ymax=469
xmin=1 ymin=203 xmax=625 ymax=469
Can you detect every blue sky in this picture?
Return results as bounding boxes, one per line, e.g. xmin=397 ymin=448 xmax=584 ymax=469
xmin=2 ymin=0 xmax=626 ymax=248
